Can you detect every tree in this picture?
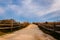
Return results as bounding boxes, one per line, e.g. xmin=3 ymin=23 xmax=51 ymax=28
xmin=45 ymin=21 xmax=48 ymax=24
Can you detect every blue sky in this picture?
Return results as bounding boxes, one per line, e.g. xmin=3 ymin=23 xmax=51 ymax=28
xmin=0 ymin=0 xmax=60 ymax=22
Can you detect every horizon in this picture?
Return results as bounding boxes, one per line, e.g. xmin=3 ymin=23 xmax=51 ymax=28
xmin=0 ymin=0 xmax=60 ymax=22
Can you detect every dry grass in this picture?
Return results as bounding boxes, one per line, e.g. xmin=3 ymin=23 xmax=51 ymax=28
xmin=0 ymin=32 xmax=6 ymax=36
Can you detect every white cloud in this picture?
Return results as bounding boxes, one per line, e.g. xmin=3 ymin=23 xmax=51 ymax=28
xmin=17 ymin=0 xmax=51 ymax=17
xmin=46 ymin=0 xmax=60 ymax=13
xmin=6 ymin=0 xmax=39 ymax=17
xmin=36 ymin=0 xmax=60 ymax=17
xmin=0 ymin=7 xmax=5 ymax=14
xmin=2 ymin=0 xmax=60 ymax=19
xmin=7 ymin=5 xmax=23 ymax=15
xmin=51 ymin=0 xmax=60 ymax=10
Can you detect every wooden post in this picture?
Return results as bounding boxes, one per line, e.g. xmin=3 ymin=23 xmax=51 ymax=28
xmin=11 ymin=20 xmax=13 ymax=32
xmin=53 ymin=22 xmax=56 ymax=32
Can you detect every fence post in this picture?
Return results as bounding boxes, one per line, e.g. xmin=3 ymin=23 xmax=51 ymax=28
xmin=11 ymin=20 xmax=13 ymax=32
xmin=53 ymin=22 xmax=56 ymax=32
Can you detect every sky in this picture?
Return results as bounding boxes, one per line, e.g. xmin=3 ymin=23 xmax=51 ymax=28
xmin=0 ymin=0 xmax=60 ymax=22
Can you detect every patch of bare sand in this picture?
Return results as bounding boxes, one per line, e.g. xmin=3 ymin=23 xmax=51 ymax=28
xmin=0 ymin=24 xmax=56 ymax=40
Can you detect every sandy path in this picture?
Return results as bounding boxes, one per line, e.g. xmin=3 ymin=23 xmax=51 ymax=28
xmin=0 ymin=24 xmax=56 ymax=40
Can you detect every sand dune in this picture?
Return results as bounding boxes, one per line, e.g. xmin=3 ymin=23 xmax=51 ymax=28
xmin=0 ymin=24 xmax=56 ymax=40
